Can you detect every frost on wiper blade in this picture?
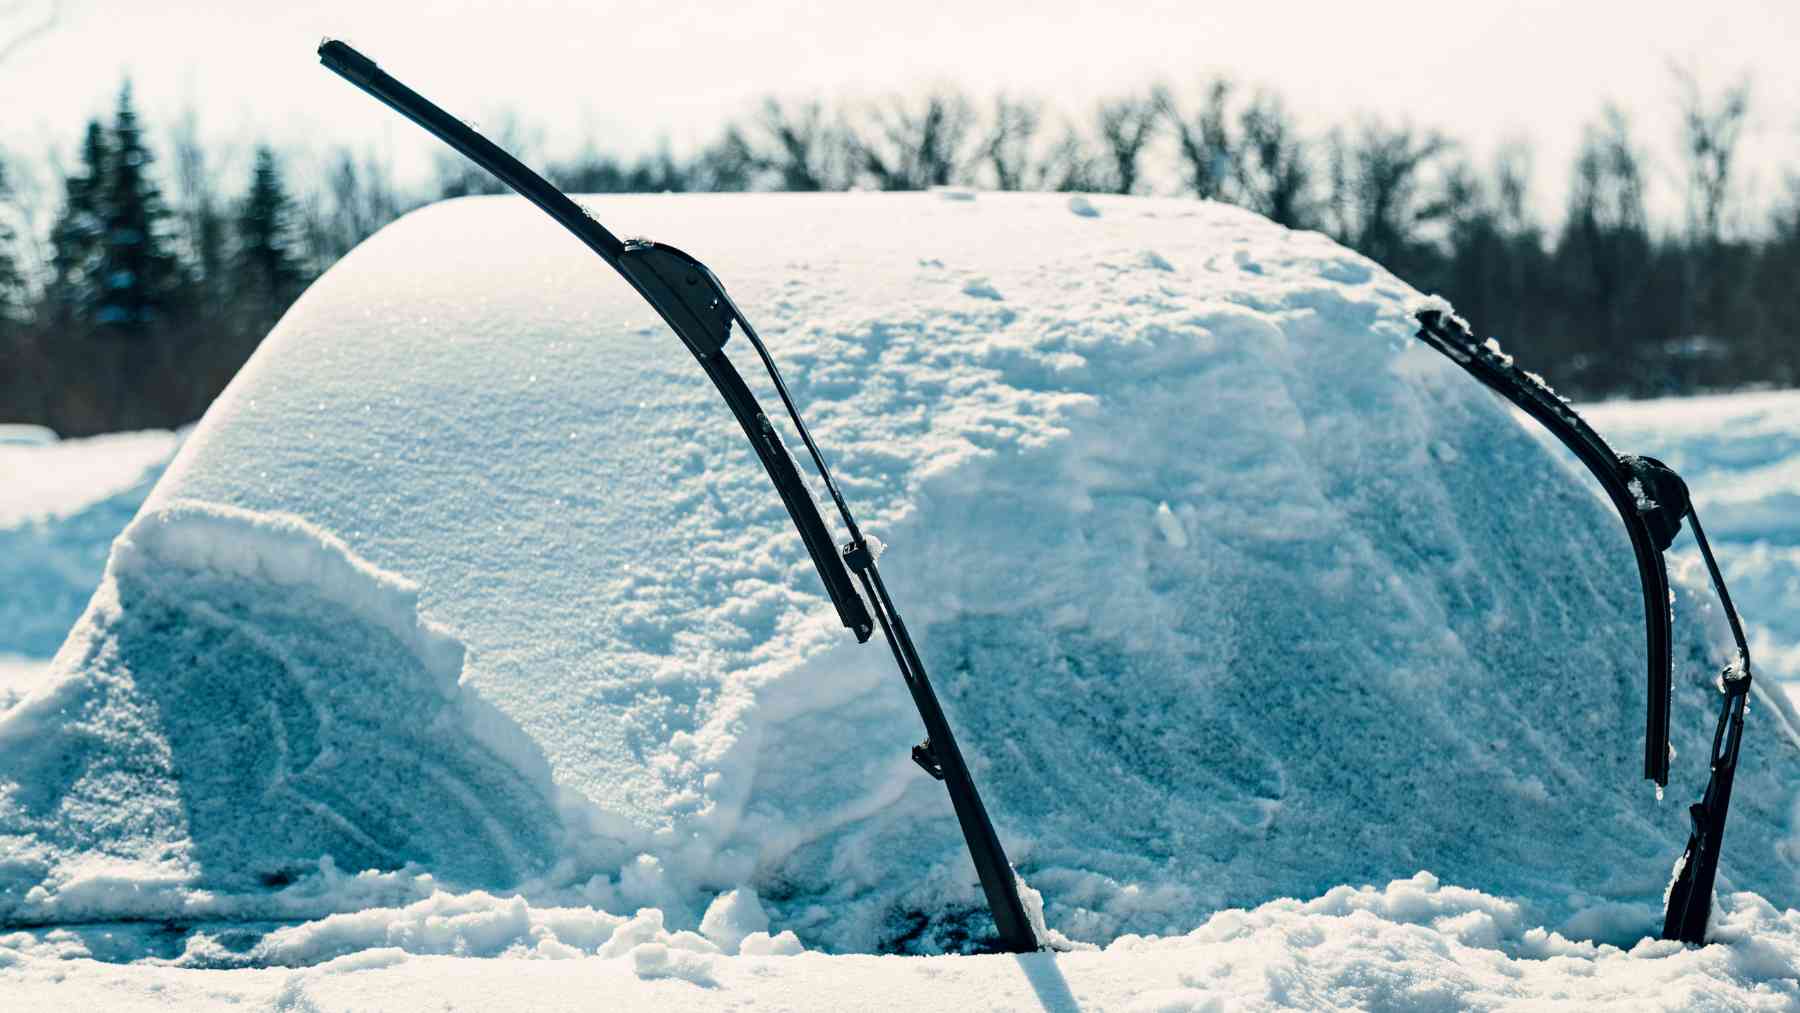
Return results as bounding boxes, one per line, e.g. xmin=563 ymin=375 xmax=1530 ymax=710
xmin=1412 ymin=302 xmax=1753 ymax=945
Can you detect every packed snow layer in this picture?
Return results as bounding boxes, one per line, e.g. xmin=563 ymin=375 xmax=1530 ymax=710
xmin=5 ymin=192 xmax=1799 ymax=964
xmin=1588 ymin=390 xmax=1800 ymax=681
xmin=0 ymin=429 xmax=180 ymax=676
xmin=5 ymin=874 xmax=1799 ymax=1011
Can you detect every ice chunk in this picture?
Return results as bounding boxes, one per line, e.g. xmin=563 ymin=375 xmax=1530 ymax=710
xmin=699 ymin=888 xmax=771 ymax=954
xmin=738 ymin=929 xmax=805 ymax=956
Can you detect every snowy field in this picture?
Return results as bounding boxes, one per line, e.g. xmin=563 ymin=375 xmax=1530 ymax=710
xmin=3 ymin=192 xmax=1799 ymax=1009
xmin=0 ymin=426 xmax=182 ymax=710
xmin=1587 ymin=391 xmax=1800 ymax=689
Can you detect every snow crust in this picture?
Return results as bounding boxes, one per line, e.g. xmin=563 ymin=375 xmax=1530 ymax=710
xmin=4 ymin=192 xmax=1799 ymax=992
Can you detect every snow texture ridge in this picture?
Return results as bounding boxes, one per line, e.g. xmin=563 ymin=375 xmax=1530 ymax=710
xmin=0 ymin=500 xmax=560 ymax=924
xmin=110 ymin=500 xmax=469 ymax=687
xmin=5 ymin=191 xmax=1798 ymax=967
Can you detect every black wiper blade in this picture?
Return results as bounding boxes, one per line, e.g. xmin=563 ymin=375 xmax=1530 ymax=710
xmin=318 ymin=40 xmax=627 ymax=265
xmin=316 ymin=40 xmax=868 ymax=641
xmin=1413 ymin=305 xmax=1754 ymax=945
xmin=1414 ymin=308 xmax=1675 ymax=784
xmin=318 ymin=39 xmax=1039 ymax=953
xmin=1661 ymin=508 xmax=1752 ymax=944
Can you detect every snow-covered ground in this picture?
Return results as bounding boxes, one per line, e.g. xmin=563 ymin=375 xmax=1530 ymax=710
xmin=5 ymin=877 xmax=1798 ymax=1010
xmin=1588 ymin=391 xmax=1800 ymax=687
xmin=0 ymin=427 xmax=182 ymax=709
xmin=3 ymin=192 xmax=1798 ymax=1009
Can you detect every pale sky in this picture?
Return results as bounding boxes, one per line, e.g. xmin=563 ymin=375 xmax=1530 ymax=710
xmin=3 ymin=0 xmax=1797 ymax=226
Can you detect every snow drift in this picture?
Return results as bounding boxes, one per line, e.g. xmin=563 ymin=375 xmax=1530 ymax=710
xmin=9 ymin=873 xmax=1799 ymax=1011
xmin=4 ymin=192 xmax=1797 ymax=960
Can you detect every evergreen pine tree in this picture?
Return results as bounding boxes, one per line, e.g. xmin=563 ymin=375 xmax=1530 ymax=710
xmin=234 ymin=145 xmax=301 ymax=318
xmin=46 ymin=120 xmax=111 ymax=325
xmin=93 ymin=81 xmax=184 ymax=335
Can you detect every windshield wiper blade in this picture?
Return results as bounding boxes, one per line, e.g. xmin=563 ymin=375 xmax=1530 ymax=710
xmin=318 ymin=39 xmax=1039 ymax=953
xmin=1413 ymin=308 xmax=1676 ymax=784
xmin=1660 ymin=507 xmax=1752 ymax=944
xmin=315 ymin=40 xmax=868 ymax=638
xmin=1414 ymin=305 xmax=1753 ymax=944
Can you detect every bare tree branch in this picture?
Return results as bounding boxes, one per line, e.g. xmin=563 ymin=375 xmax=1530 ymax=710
xmin=981 ymin=94 xmax=1042 ymax=191
xmin=848 ymin=90 xmax=978 ymax=191
xmin=750 ymin=98 xmax=847 ymax=191
xmin=1158 ymin=78 xmax=1235 ymax=201
xmin=1234 ymin=91 xmax=1315 ymax=228
xmin=1670 ymin=62 xmax=1752 ymax=245
xmin=1095 ymin=92 xmax=1159 ymax=194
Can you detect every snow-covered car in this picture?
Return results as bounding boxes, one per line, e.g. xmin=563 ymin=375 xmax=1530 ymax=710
xmin=4 ymin=49 xmax=1799 ymax=1012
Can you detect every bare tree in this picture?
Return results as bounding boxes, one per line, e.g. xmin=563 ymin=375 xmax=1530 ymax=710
xmin=0 ymin=158 xmax=25 ymax=322
xmin=0 ymin=147 xmax=50 ymax=309
xmin=1324 ymin=117 xmax=1451 ymax=271
xmin=1566 ymin=106 xmax=1648 ymax=237
xmin=1037 ymin=126 xmax=1106 ymax=193
xmin=1491 ymin=139 xmax=1535 ymax=236
xmin=167 ymin=105 xmax=233 ymax=297
xmin=1755 ymin=173 xmax=1800 ymax=384
xmin=1776 ymin=173 xmax=1800 ymax=244
xmin=981 ymin=94 xmax=1043 ymax=191
xmin=1423 ymin=142 xmax=1565 ymax=377
xmin=1159 ymin=78 xmax=1235 ymax=200
xmin=299 ymin=147 xmax=405 ymax=273
xmin=434 ymin=111 xmax=539 ymax=198
xmin=1666 ymin=65 xmax=1755 ymax=374
xmin=1672 ymin=64 xmax=1752 ymax=246
xmin=1557 ymin=104 xmax=1655 ymax=374
xmin=1095 ymin=93 xmax=1159 ymax=194
xmin=1233 ymin=92 xmax=1315 ymax=228
xmin=549 ymin=142 xmax=690 ymax=194
xmin=748 ymin=98 xmax=849 ymax=191
xmin=849 ymin=89 xmax=977 ymax=191
xmin=689 ymin=125 xmax=756 ymax=192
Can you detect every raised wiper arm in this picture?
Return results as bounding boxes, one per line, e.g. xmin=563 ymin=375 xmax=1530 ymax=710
xmin=319 ymin=41 xmax=625 ymax=266
xmin=318 ymin=39 xmax=1039 ymax=953
xmin=1660 ymin=506 xmax=1752 ymax=944
xmin=318 ymin=39 xmax=866 ymax=636
xmin=1414 ymin=308 xmax=1676 ymax=783
xmin=1414 ymin=306 xmax=1753 ymax=944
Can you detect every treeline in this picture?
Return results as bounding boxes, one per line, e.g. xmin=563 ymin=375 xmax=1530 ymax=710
xmin=2 ymin=71 xmax=1795 ymax=436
